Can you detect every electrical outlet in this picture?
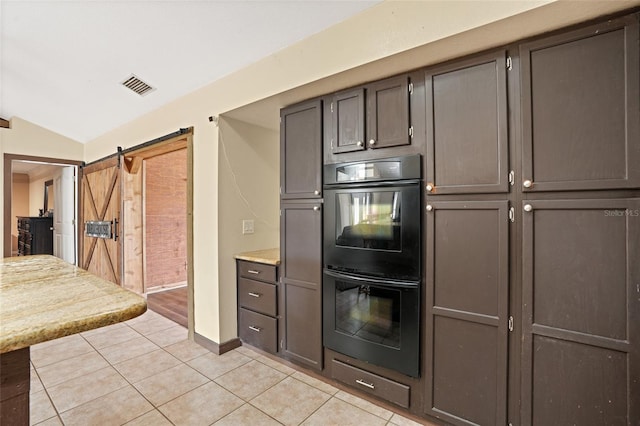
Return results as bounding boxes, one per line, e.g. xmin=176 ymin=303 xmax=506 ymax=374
xmin=242 ymin=219 xmax=254 ymax=234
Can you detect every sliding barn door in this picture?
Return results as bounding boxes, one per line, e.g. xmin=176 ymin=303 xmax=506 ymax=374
xmin=81 ymin=156 xmax=122 ymax=284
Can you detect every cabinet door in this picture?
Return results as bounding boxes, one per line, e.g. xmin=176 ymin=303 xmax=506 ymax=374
xmin=280 ymin=99 xmax=322 ymax=199
xmin=426 ymin=50 xmax=508 ymax=194
xmin=424 ymin=201 xmax=509 ymax=426
xmin=366 ymin=75 xmax=411 ymax=149
xmin=521 ymin=198 xmax=640 ymax=425
xmin=280 ymin=201 xmax=323 ymax=370
xmin=327 ymin=88 xmax=365 ymax=154
xmin=520 ymin=16 xmax=640 ymax=192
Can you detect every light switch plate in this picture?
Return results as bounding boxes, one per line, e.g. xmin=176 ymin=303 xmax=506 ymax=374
xmin=242 ymin=219 xmax=254 ymax=234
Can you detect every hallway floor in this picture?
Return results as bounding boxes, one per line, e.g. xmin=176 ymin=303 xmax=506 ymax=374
xmin=29 ymin=310 xmax=430 ymax=425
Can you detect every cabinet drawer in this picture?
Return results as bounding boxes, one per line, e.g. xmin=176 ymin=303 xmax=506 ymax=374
xmin=239 ymin=308 xmax=277 ymax=353
xmin=238 ymin=261 xmax=277 ymax=283
xmin=238 ymin=278 xmax=277 ymax=316
xmin=331 ymin=360 xmax=410 ymax=408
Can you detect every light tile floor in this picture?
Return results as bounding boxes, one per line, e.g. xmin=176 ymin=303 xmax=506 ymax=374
xmin=29 ymin=310 xmax=431 ymax=425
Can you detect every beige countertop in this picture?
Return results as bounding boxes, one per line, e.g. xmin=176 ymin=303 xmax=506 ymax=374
xmin=0 ymin=255 xmax=147 ymax=354
xmin=234 ymin=248 xmax=280 ymax=266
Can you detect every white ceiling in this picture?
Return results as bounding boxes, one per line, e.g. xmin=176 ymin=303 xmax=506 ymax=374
xmin=0 ymin=0 xmax=380 ymax=143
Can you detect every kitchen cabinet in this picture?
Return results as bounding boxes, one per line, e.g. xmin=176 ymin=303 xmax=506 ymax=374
xmin=279 ymin=201 xmax=323 ymax=370
xmin=325 ymin=74 xmax=413 ymax=158
xmin=520 ymin=16 xmax=640 ymax=192
xmin=424 ymin=201 xmax=509 ymax=425
xmin=425 ymin=50 xmax=509 ymax=194
xmin=17 ymin=217 xmax=53 ymax=256
xmin=280 ymin=99 xmax=323 ymax=199
xmin=236 ymin=260 xmax=278 ymax=354
xmin=521 ymin=198 xmax=639 ymax=425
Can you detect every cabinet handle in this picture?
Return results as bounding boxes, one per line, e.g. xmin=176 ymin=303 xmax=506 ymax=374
xmin=524 ymin=204 xmax=533 ymax=212
xmin=426 ymin=205 xmax=433 ymax=212
xmin=523 ymin=179 xmax=533 ymax=188
xmin=249 ymin=326 xmax=262 ymax=332
xmin=425 ymin=183 xmax=434 ymax=192
xmin=248 ymin=292 xmax=261 ymax=298
xmin=313 ymin=206 xmax=320 ymax=211
xmin=247 ymin=270 xmax=260 ymax=275
xmin=314 ymin=190 xmax=320 ymax=195
xmin=368 ymin=139 xmax=376 ymax=146
xmin=356 ymin=141 xmax=363 ymax=147
xmin=355 ymin=379 xmax=375 ymax=390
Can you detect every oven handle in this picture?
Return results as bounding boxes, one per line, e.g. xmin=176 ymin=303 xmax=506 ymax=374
xmin=323 ymin=269 xmax=420 ymax=289
xmin=323 ymin=179 xmax=420 ymax=190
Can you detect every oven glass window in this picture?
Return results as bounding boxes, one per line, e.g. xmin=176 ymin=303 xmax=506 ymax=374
xmin=335 ymin=191 xmax=401 ymax=250
xmin=335 ymin=281 xmax=401 ymax=349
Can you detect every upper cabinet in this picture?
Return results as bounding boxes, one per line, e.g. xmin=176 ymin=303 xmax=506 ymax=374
xmin=280 ymin=99 xmax=323 ymax=199
xmin=520 ymin=16 xmax=640 ymax=192
xmin=325 ymin=74 xmax=414 ymax=160
xmin=425 ymin=50 xmax=509 ymax=195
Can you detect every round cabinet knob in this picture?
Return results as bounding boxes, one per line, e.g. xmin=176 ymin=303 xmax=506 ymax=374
xmin=369 ymin=139 xmax=376 ymax=146
xmin=524 ymin=204 xmax=533 ymax=212
xmin=356 ymin=141 xmax=363 ymax=147
xmin=314 ymin=190 xmax=320 ymax=195
xmin=523 ymin=180 xmax=533 ymax=188
xmin=425 ymin=184 xmax=434 ymax=192
xmin=313 ymin=206 xmax=320 ymax=211
xmin=426 ymin=205 xmax=433 ymax=212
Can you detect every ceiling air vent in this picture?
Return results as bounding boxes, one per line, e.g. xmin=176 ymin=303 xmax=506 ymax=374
xmin=121 ymin=74 xmax=155 ymax=96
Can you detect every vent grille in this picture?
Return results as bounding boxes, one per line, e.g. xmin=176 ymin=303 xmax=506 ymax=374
xmin=121 ymin=74 xmax=155 ymax=96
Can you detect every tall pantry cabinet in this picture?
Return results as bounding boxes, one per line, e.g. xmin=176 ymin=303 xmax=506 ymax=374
xmin=279 ymin=99 xmax=323 ymax=370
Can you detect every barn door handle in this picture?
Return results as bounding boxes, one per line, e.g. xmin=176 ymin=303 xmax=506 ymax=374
xmin=112 ymin=219 xmax=119 ymax=241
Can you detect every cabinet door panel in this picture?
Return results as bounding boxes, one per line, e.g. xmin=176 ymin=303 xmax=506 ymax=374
xmin=424 ymin=201 xmax=509 ymax=425
xmin=520 ymin=17 xmax=640 ymax=191
xmin=521 ymin=199 xmax=640 ymax=425
xmin=328 ymin=88 xmax=365 ymax=154
xmin=280 ymin=202 xmax=323 ymax=370
xmin=280 ymin=99 xmax=322 ymax=199
xmin=367 ymin=75 xmax=410 ymax=149
xmin=426 ymin=50 xmax=508 ymax=194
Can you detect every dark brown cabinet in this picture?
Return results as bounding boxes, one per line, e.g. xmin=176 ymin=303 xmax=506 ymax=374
xmin=325 ymin=74 xmax=413 ymax=158
xmin=521 ymin=198 xmax=640 ymax=425
xmin=424 ymin=201 xmax=509 ymax=425
xmin=236 ymin=260 xmax=278 ymax=354
xmin=279 ymin=201 xmax=323 ymax=370
xmin=280 ymin=99 xmax=323 ymax=199
xmin=17 ymin=217 xmax=53 ymax=256
xmin=425 ymin=50 xmax=509 ymax=194
xmin=520 ymin=16 xmax=640 ymax=192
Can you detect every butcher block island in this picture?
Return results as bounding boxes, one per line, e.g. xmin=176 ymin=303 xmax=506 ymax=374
xmin=0 ymin=255 xmax=147 ymax=425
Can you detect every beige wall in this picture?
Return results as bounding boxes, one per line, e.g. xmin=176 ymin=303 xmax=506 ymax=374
xmin=0 ymin=117 xmax=84 ymax=256
xmin=10 ymin=1 xmax=636 ymax=344
xmin=217 ymin=117 xmax=279 ymax=342
xmin=11 ymin=174 xmax=30 ymax=255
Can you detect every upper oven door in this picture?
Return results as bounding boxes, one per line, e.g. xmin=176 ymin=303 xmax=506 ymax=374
xmin=324 ymin=182 xmax=421 ymax=281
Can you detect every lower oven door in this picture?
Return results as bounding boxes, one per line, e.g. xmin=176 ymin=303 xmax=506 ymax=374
xmin=323 ymin=270 xmax=420 ymax=377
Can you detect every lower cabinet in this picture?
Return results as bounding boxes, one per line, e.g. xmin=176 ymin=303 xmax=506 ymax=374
xmin=236 ymin=260 xmax=278 ymax=354
xmin=332 ymin=360 xmax=410 ymax=408
xmin=280 ymin=201 xmax=323 ymax=370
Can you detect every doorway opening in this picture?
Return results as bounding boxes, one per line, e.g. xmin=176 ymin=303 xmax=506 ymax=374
xmin=4 ymin=154 xmax=82 ymax=263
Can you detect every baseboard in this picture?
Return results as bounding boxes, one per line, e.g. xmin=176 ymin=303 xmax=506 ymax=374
xmin=194 ymin=333 xmax=241 ymax=355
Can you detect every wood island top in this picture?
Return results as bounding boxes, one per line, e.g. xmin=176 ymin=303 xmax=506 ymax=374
xmin=0 ymin=255 xmax=147 ymax=354
xmin=234 ymin=248 xmax=280 ymax=266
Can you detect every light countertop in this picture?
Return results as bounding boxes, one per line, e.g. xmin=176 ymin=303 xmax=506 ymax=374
xmin=234 ymin=248 xmax=280 ymax=266
xmin=0 ymin=255 xmax=147 ymax=353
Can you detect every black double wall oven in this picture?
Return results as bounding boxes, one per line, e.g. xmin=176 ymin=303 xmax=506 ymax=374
xmin=323 ymin=155 xmax=421 ymax=377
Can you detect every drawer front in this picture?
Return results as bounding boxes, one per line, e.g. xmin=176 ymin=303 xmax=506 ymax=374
xmin=238 ymin=261 xmax=277 ymax=283
xmin=239 ymin=308 xmax=277 ymax=353
xmin=238 ymin=278 xmax=277 ymax=316
xmin=332 ymin=360 xmax=410 ymax=408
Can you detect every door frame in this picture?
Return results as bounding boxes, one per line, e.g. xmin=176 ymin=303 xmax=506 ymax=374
xmin=3 ymin=154 xmax=83 ymax=259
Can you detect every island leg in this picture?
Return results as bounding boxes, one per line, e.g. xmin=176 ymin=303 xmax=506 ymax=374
xmin=0 ymin=347 xmax=30 ymax=425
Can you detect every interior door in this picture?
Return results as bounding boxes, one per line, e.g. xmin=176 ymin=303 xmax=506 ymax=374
xmin=81 ymin=156 xmax=122 ymax=284
xmin=53 ymin=166 xmax=76 ymax=264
